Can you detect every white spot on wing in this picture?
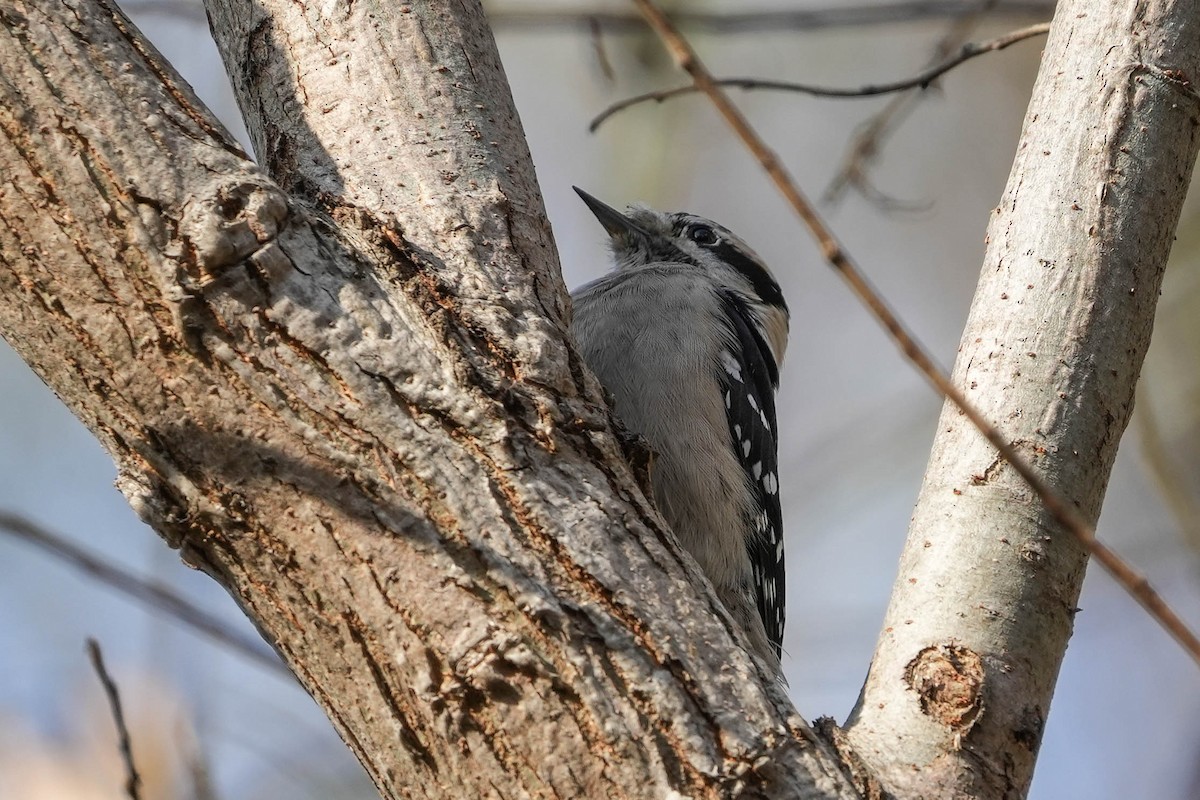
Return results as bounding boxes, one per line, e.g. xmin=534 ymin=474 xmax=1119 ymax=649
xmin=721 ymin=351 xmax=743 ymax=381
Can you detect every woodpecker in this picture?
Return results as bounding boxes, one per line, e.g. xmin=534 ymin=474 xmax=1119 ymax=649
xmin=570 ymin=187 xmax=789 ymax=670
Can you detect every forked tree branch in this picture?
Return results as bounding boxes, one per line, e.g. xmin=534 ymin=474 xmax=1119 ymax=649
xmin=824 ymin=0 xmax=1004 ymax=206
xmin=0 ymin=1 xmax=864 ymax=797
xmin=7 ymin=0 xmax=1197 ymax=797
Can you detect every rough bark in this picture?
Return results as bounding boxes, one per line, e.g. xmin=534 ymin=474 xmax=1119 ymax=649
xmin=0 ymin=1 xmax=862 ymax=798
xmin=844 ymin=1 xmax=1200 ymax=797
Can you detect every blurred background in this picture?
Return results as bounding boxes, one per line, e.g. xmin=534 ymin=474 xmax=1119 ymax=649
xmin=2 ymin=1 xmax=1199 ymax=797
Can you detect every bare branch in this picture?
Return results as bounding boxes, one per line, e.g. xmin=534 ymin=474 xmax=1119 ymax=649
xmin=589 ymin=22 xmax=1049 ymax=132
xmin=827 ymin=0 xmax=1010 ymax=205
xmin=87 ymin=639 xmax=142 ymax=800
xmin=589 ymin=15 xmax=616 ymax=82
xmin=182 ymin=725 xmax=220 ymax=800
xmin=120 ymin=1 xmax=1056 ymax=32
xmin=0 ymin=2 xmax=864 ymax=795
xmin=1135 ymin=399 xmax=1200 ymax=551
xmin=626 ymin=0 xmax=1200 ymax=665
xmin=823 ymin=91 xmax=926 ymax=207
xmin=496 ymin=2 xmax=1053 ymax=34
xmin=0 ymin=512 xmax=286 ymax=675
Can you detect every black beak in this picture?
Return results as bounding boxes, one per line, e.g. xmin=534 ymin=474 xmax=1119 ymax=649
xmin=573 ymin=186 xmax=651 ymax=240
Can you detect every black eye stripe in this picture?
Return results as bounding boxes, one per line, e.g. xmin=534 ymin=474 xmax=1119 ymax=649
xmin=712 ymin=241 xmax=787 ymax=313
xmin=663 ymin=213 xmax=786 ymax=312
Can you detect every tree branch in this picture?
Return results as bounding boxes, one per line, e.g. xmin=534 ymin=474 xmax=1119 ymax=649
xmin=0 ymin=1 xmax=864 ymax=797
xmin=589 ymin=22 xmax=1050 ymax=132
xmin=844 ymin=2 xmax=1200 ymax=796
xmin=88 ymin=639 xmax=143 ymax=800
xmin=491 ymin=2 xmax=1054 ymax=33
xmin=118 ymin=1 xmax=1057 ymax=32
xmin=825 ymin=0 xmax=1009 ymax=206
xmin=0 ymin=512 xmax=286 ymax=675
xmin=1135 ymin=398 xmax=1200 ymax=551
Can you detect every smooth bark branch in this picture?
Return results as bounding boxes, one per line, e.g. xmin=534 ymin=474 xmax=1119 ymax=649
xmin=845 ymin=1 xmax=1200 ymax=797
xmin=0 ymin=1 xmax=862 ymax=798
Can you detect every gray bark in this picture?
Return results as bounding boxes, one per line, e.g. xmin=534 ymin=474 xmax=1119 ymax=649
xmin=0 ymin=1 xmax=860 ymax=798
xmin=844 ymin=1 xmax=1200 ymax=797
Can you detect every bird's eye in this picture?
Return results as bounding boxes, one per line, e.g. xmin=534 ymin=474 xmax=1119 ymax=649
xmin=688 ymin=224 xmax=718 ymax=246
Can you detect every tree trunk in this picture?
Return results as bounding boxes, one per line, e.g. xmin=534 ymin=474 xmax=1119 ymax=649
xmin=2 ymin=0 xmax=1197 ymax=798
xmin=0 ymin=1 xmax=860 ymax=798
xmin=844 ymin=0 xmax=1200 ymax=797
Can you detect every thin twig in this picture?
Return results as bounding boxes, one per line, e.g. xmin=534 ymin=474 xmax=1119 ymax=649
xmin=182 ymin=722 xmax=220 ymax=800
xmin=629 ymin=0 xmax=1200 ymax=666
xmin=117 ymin=2 xmax=1056 ymax=30
xmin=497 ymin=3 xmax=1054 ymax=33
xmin=87 ymin=639 xmax=142 ymax=800
xmin=589 ymin=16 xmax=616 ymax=82
xmin=0 ymin=512 xmax=287 ymax=676
xmin=1134 ymin=398 xmax=1200 ymax=552
xmin=824 ymin=90 xmax=927 ymax=207
xmin=589 ymin=22 xmax=1049 ymax=132
xmin=826 ymin=0 xmax=1001 ymax=205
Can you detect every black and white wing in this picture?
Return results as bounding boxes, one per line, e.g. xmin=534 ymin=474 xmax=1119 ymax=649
xmin=716 ymin=290 xmax=785 ymax=657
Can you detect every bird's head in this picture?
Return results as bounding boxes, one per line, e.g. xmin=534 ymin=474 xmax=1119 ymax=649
xmin=574 ymin=186 xmax=789 ymax=365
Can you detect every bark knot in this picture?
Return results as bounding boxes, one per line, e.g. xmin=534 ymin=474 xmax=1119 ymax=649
xmin=180 ymin=173 xmax=291 ymax=285
xmin=904 ymin=642 xmax=985 ymax=739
